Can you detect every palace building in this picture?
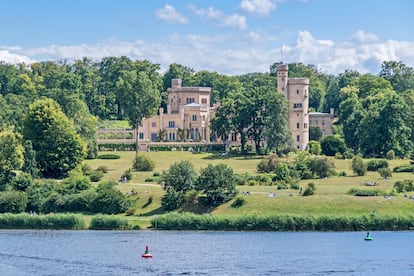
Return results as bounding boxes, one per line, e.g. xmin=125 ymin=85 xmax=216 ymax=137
xmin=97 ymin=65 xmax=333 ymax=151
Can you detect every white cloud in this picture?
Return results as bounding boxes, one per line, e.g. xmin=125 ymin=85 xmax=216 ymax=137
xmin=221 ymin=14 xmax=247 ymax=29
xmin=248 ymin=31 xmax=260 ymax=41
xmin=240 ymin=0 xmax=276 ymax=16
xmin=192 ymin=6 xmax=222 ymax=19
xmin=155 ymin=4 xmax=188 ymax=24
xmin=1 ymin=30 xmax=414 ymax=76
xmin=351 ymin=30 xmax=379 ymax=43
xmin=0 ymin=50 xmax=34 ymax=64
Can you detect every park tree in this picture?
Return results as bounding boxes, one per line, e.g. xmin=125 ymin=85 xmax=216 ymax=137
xmin=309 ymin=126 xmax=322 ymax=141
xmin=320 ymin=135 xmax=346 ymax=156
xmin=196 ymin=164 xmax=237 ymax=206
xmin=0 ymin=127 xmax=24 ymax=188
xmin=22 ymin=140 xmax=39 ymax=178
xmin=211 ymin=91 xmax=251 ymax=154
xmin=357 ymin=91 xmax=412 ymax=157
xmin=379 ymin=61 xmax=414 ymax=94
xmin=308 ymin=140 xmax=322 ymax=155
xmin=116 ymin=71 xmax=161 ymax=152
xmin=23 ymin=98 xmax=86 ymax=178
xmin=161 ymin=161 xmax=197 ymax=193
xmin=351 ymin=155 xmax=366 ymax=176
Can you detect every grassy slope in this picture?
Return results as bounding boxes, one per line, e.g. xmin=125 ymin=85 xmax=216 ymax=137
xmin=84 ymin=152 xmax=414 ymax=228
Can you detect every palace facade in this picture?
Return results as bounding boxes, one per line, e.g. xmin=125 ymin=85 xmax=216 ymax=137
xmin=97 ymin=65 xmax=333 ymax=151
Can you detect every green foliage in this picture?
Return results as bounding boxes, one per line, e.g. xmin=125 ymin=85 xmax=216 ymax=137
xmin=97 ymin=154 xmax=120 ymax=159
xmin=132 ymin=154 xmax=155 ymax=171
xmin=352 ymin=155 xmax=367 ymax=176
xmin=91 ymin=181 xmax=131 ymax=214
xmin=196 ymin=163 xmax=237 ymax=206
xmin=309 ymin=158 xmax=334 ymax=178
xmin=152 ymin=212 xmax=414 ymax=231
xmin=23 ymin=98 xmax=86 ymax=178
xmin=386 ymin=150 xmax=395 ymax=160
xmin=257 ymin=154 xmax=280 ymax=173
xmin=378 ymin=168 xmax=392 ymax=179
xmin=348 ymin=188 xmax=383 ymax=196
xmin=273 ymin=163 xmax=290 ymax=182
xmin=22 ymin=140 xmax=39 ymax=177
xmin=0 ymin=191 xmax=28 ymax=213
xmin=160 ymin=160 xmax=196 ymax=192
xmin=393 ymin=165 xmax=414 ymax=173
xmin=309 ymin=126 xmax=322 ymax=141
xmin=393 ymin=180 xmax=414 ymax=193
xmin=303 ymin=182 xmax=316 ymax=196
xmin=40 ymin=192 xmax=65 ymax=213
xmin=10 ymin=172 xmax=33 ymax=191
xmin=367 ymin=159 xmax=389 ymax=171
xmin=89 ymin=215 xmax=130 ymax=230
xmin=161 ymin=189 xmax=185 ymax=211
xmin=308 ymin=140 xmax=322 ymax=155
xmin=98 ymin=143 xmax=136 ymax=151
xmin=0 ymin=128 xmax=24 ymax=175
xmin=26 ymin=179 xmax=61 ymax=212
xmin=0 ymin=213 xmax=85 ymax=229
xmin=230 ymin=196 xmax=246 ymax=208
xmin=89 ymin=170 xmax=104 ymax=182
xmin=62 ymin=174 xmax=92 ymax=194
xmin=320 ymin=135 xmax=347 ymax=156
xmin=63 ymin=190 xmax=96 ymax=212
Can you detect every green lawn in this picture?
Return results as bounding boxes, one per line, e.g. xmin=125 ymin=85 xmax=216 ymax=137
xmin=84 ymin=151 xmax=414 ymax=226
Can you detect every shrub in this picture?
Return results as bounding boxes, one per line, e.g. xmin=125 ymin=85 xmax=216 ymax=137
xmin=96 ymin=166 xmax=109 ymax=173
xmin=231 ymin=196 xmax=246 ymax=208
xmin=290 ymin=182 xmax=300 ymax=190
xmin=320 ymin=135 xmax=346 ymax=156
xmin=153 ymin=171 xmax=161 ymax=177
xmin=161 ymin=189 xmax=185 ymax=211
xmin=393 ymin=180 xmax=414 ymax=193
xmin=257 ymin=154 xmax=280 ymax=173
xmin=367 ymin=159 xmax=389 ymax=171
xmin=91 ymin=182 xmax=131 ymax=214
xmin=125 ymin=208 xmax=136 ymax=216
xmin=348 ymin=188 xmax=382 ymax=196
xmin=303 ymin=182 xmax=316 ymax=196
xmin=10 ymin=172 xmax=33 ymax=191
xmin=81 ymin=163 xmax=93 ymax=176
xmin=40 ymin=192 xmax=65 ymax=213
xmin=393 ymin=165 xmax=414 ymax=173
xmin=97 ymin=154 xmax=120 ymax=159
xmin=273 ymin=163 xmax=290 ymax=182
xmin=352 ymin=155 xmax=367 ymax=176
xmin=89 ymin=215 xmax=129 ymax=230
xmin=0 ymin=191 xmax=28 ymax=213
xmin=144 ymin=176 xmax=159 ymax=182
xmin=308 ymin=140 xmax=322 ymax=155
xmin=64 ymin=190 xmax=96 ymax=212
xmin=386 ymin=150 xmax=395 ymax=160
xmin=379 ymin=168 xmax=392 ymax=179
xmin=89 ymin=170 xmax=104 ymax=182
xmin=132 ymin=154 xmax=155 ymax=171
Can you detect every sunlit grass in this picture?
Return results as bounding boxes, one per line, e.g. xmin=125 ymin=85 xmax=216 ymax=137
xmin=84 ymin=152 xmax=414 ymax=226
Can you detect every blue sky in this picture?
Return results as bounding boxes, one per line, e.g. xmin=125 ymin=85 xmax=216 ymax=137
xmin=1 ymin=0 xmax=413 ymax=75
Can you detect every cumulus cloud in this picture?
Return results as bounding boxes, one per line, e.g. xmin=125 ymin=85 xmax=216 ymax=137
xmin=155 ymin=4 xmax=188 ymax=24
xmin=351 ymin=30 xmax=379 ymax=43
xmin=240 ymin=0 xmax=276 ymax=16
xmin=192 ymin=5 xmax=222 ymax=19
xmin=221 ymin=14 xmax=247 ymax=29
xmin=1 ymin=30 xmax=414 ymax=76
xmin=0 ymin=50 xmax=34 ymax=64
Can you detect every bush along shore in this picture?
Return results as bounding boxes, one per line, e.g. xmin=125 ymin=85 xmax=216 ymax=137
xmin=150 ymin=212 xmax=414 ymax=231
xmin=0 ymin=213 xmax=132 ymax=230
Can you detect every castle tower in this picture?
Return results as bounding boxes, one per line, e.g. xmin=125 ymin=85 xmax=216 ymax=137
xmin=277 ymin=64 xmax=309 ymax=150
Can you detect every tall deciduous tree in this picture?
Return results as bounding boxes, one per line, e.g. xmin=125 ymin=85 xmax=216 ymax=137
xmin=116 ymin=71 xmax=161 ymax=151
xmin=0 ymin=127 xmax=24 ymax=187
xmin=379 ymin=61 xmax=414 ymax=94
xmin=196 ymin=163 xmax=237 ymax=206
xmin=23 ymin=98 xmax=86 ymax=178
xmin=160 ymin=161 xmax=196 ymax=193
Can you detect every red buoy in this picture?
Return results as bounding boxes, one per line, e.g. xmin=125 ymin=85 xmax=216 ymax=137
xmin=142 ymin=245 xmax=153 ymax=258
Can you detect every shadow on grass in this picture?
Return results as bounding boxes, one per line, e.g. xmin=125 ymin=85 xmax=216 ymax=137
xmin=202 ymin=153 xmax=265 ymax=160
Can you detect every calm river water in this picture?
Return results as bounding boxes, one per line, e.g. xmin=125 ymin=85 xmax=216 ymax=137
xmin=0 ymin=230 xmax=412 ymax=275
